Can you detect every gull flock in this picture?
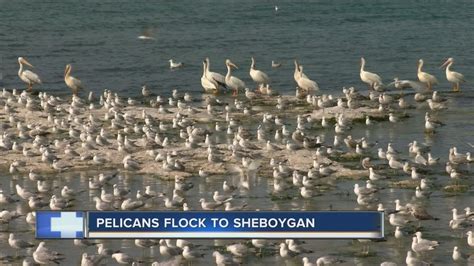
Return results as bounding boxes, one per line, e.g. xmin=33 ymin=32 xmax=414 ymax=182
xmin=0 ymin=56 xmax=473 ymax=265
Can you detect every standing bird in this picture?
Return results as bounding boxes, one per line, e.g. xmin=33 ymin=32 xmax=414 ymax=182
xmin=64 ymin=64 xmax=83 ymax=95
xmin=205 ymin=57 xmax=227 ymax=90
xmin=201 ymin=61 xmax=218 ymax=94
xmin=296 ymin=65 xmax=319 ymax=92
xmin=440 ymin=57 xmax=465 ymax=92
xmin=18 ymin=57 xmax=42 ymax=91
xmin=417 ymin=59 xmax=438 ymax=90
xmin=249 ymin=57 xmax=270 ymax=88
xmin=224 ymin=59 xmax=246 ymax=96
xmin=360 ymin=57 xmax=382 ymax=90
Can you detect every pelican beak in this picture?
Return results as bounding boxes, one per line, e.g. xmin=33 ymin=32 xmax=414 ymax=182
xmin=64 ymin=64 xmax=70 ymax=76
xmin=440 ymin=59 xmax=450 ymax=69
xmin=22 ymin=58 xmax=34 ymax=68
xmin=229 ymin=62 xmax=238 ymax=69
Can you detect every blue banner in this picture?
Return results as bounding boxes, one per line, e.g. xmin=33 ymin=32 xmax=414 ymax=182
xmin=85 ymin=211 xmax=383 ymax=239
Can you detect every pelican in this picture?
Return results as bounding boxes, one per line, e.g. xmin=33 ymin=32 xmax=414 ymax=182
xmin=201 ymin=61 xmax=218 ymax=94
xmin=249 ymin=57 xmax=270 ymax=88
xmin=225 ymin=59 xmax=246 ymax=96
xmin=18 ymin=57 xmax=42 ymax=91
xmin=293 ymin=60 xmax=308 ymax=83
xmin=296 ymin=65 xmax=319 ymax=92
xmin=417 ymin=59 xmax=438 ymax=90
xmin=360 ymin=57 xmax=382 ymax=90
xmin=64 ymin=64 xmax=83 ymax=95
xmin=440 ymin=57 xmax=465 ymax=92
xmin=205 ymin=58 xmax=227 ymax=90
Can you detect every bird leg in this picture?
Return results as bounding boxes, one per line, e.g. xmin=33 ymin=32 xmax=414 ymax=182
xmin=232 ymin=89 xmax=238 ymax=97
xmin=27 ymin=83 xmax=32 ymax=92
xmin=454 ymin=83 xmax=460 ymax=92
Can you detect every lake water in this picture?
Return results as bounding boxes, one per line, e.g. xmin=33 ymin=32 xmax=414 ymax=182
xmin=0 ymin=0 xmax=473 ymax=265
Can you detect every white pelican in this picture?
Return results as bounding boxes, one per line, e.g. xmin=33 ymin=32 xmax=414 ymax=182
xmin=225 ymin=59 xmax=246 ymax=96
xmin=17 ymin=57 xmax=41 ymax=91
xmin=169 ymin=59 xmax=183 ymax=69
xmin=417 ymin=59 xmax=438 ymax=90
xmin=249 ymin=57 xmax=270 ymax=87
xmin=64 ymin=64 xmax=83 ymax=95
xmin=201 ymin=61 xmax=218 ymax=94
xmin=440 ymin=57 xmax=465 ymax=92
xmin=360 ymin=57 xmax=382 ymax=90
xmin=205 ymin=57 xmax=226 ymax=90
xmin=293 ymin=60 xmax=308 ymax=83
xmin=296 ymin=65 xmax=319 ymax=92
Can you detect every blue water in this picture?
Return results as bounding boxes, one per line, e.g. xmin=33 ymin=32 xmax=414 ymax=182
xmin=1 ymin=0 xmax=473 ymax=96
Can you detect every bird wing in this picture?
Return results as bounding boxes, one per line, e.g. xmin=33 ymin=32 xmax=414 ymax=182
xmin=24 ymin=70 xmax=42 ymax=84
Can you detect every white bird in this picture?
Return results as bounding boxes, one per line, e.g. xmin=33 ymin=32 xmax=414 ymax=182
xmin=169 ymin=59 xmax=183 ymax=69
xmin=249 ymin=57 xmax=270 ymax=87
xmin=417 ymin=59 xmax=438 ymax=90
xmin=360 ymin=57 xmax=382 ymax=90
xmin=8 ymin=233 xmax=35 ymax=249
xmin=18 ymin=57 xmax=42 ymax=91
xmin=271 ymin=60 xmax=282 ymax=68
xmin=296 ymin=65 xmax=319 ymax=92
xmin=64 ymin=64 xmax=83 ymax=95
xmin=387 ymin=77 xmax=427 ymax=91
xmin=33 ymin=242 xmax=64 ymax=264
xmin=205 ymin=57 xmax=227 ymax=89
xmin=440 ymin=57 xmax=466 ymax=92
xmin=226 ymin=243 xmax=248 ymax=257
xmin=111 ymin=252 xmax=135 ymax=264
xmin=411 ymin=236 xmax=436 ymax=253
xmin=467 ymin=231 xmax=474 ymax=247
xmin=201 ymin=61 xmax=218 ymax=94
xmin=225 ymin=59 xmax=246 ymax=96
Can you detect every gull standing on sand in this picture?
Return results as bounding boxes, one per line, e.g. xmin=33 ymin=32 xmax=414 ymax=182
xmin=18 ymin=57 xmax=42 ymax=91
xmin=33 ymin=242 xmax=64 ymax=264
xmin=8 ymin=233 xmax=34 ymax=249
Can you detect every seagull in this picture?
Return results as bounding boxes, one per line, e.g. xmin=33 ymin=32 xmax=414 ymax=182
xmin=271 ymin=61 xmax=282 ymax=68
xmin=226 ymin=243 xmax=248 ymax=257
xmin=8 ymin=233 xmax=35 ymax=249
xmin=81 ymin=253 xmax=106 ymax=266
xmin=111 ymin=252 xmax=135 ymax=264
xmin=33 ymin=242 xmax=64 ymax=265
xmin=182 ymin=246 xmax=204 ymax=261
xmin=169 ymin=59 xmax=183 ymax=69
xmin=411 ymin=236 xmax=437 ymax=253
